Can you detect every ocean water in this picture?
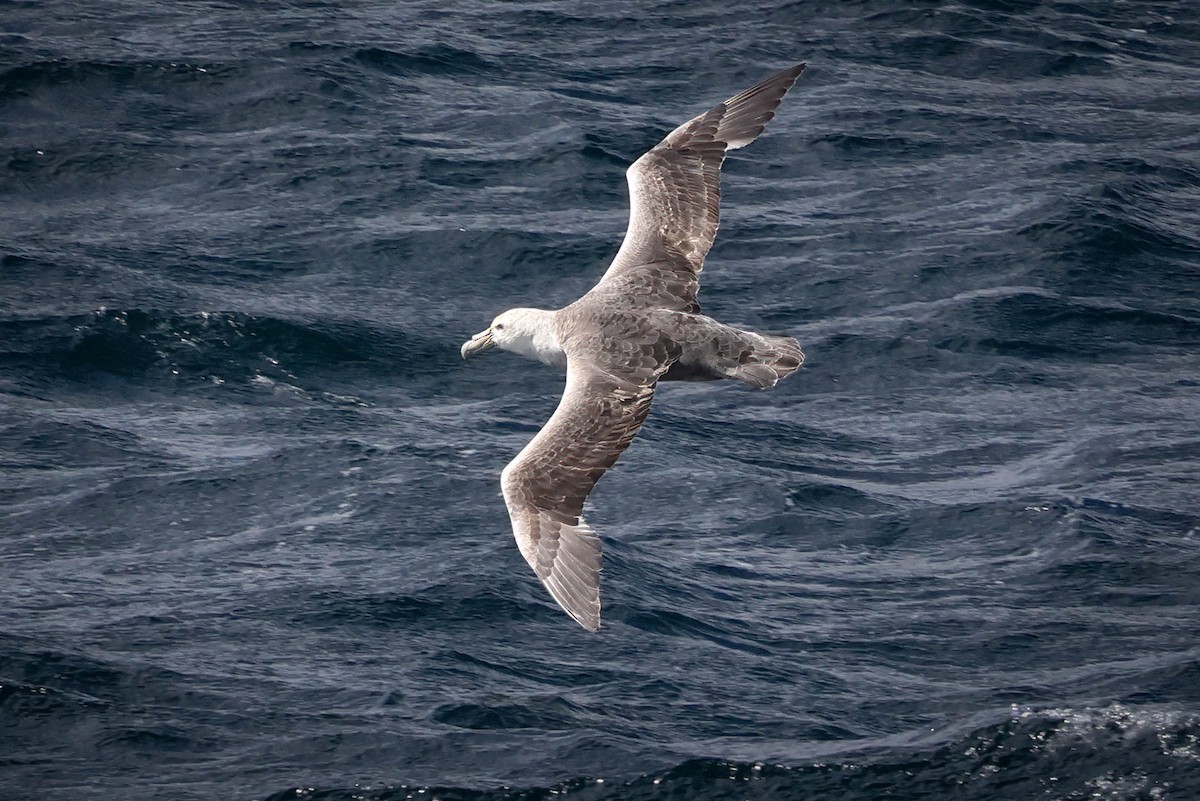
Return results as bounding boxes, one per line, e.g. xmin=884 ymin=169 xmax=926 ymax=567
xmin=3 ymin=1 xmax=1199 ymax=799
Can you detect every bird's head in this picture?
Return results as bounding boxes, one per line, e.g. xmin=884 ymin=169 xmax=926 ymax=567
xmin=460 ymin=308 xmax=551 ymax=360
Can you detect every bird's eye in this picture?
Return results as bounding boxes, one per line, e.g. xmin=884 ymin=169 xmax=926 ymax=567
xmin=495 ymin=324 xmax=504 ymax=330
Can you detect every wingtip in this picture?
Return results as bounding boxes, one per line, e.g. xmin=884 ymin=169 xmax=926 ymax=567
xmin=567 ymin=598 xmax=602 ymax=632
xmin=559 ymin=603 xmax=600 ymax=632
xmin=778 ymin=63 xmax=807 ymax=88
xmin=771 ymin=63 xmax=806 ymax=80
xmin=783 ymin=62 xmax=807 ymax=85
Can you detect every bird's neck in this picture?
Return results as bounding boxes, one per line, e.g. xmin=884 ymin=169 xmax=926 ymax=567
xmin=508 ymin=309 xmax=567 ymax=368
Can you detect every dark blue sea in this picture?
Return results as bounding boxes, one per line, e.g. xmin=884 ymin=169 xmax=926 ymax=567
xmin=3 ymin=1 xmax=1200 ymax=799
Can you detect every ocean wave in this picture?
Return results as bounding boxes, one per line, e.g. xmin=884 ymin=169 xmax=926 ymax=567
xmin=0 ymin=58 xmax=227 ymax=103
xmin=290 ymin=587 xmax=539 ymax=632
xmin=256 ymin=703 xmax=1200 ymax=800
xmin=933 ymin=290 xmax=1200 ymax=359
xmin=0 ymin=307 xmax=440 ymax=388
xmin=1020 ymin=186 xmax=1200 ymax=266
xmin=354 ymin=45 xmax=498 ymax=78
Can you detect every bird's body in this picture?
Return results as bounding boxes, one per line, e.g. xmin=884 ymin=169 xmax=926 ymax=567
xmin=462 ymin=64 xmax=807 ymax=631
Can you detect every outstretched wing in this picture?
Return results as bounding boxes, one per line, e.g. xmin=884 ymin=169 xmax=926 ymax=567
xmin=500 ymin=356 xmax=662 ymax=632
xmin=593 ymin=64 xmax=806 ymax=312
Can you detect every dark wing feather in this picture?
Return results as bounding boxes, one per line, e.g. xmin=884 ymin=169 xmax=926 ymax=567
xmin=593 ymin=64 xmax=805 ymax=311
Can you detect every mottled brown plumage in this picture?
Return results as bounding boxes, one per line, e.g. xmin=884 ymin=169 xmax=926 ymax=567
xmin=462 ymin=65 xmax=807 ymax=631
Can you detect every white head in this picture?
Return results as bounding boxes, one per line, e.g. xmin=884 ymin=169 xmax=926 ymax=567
xmin=461 ymin=307 xmax=562 ymax=364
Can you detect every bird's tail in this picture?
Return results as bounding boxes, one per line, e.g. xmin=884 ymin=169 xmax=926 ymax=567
xmin=654 ymin=311 xmax=805 ymax=388
xmin=727 ymin=333 xmax=805 ymax=389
